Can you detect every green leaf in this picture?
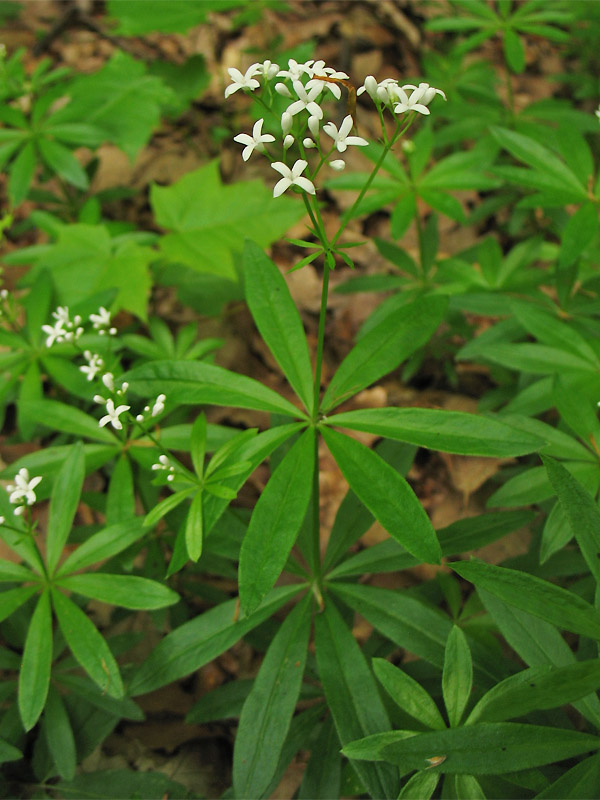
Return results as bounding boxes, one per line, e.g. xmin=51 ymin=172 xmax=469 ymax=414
xmin=0 ymin=560 xmax=38 ymax=583
xmin=56 ymin=573 xmax=179 ymax=610
xmin=321 ymin=427 xmax=441 ymax=564
xmin=18 ymin=590 xmax=52 ymax=731
xmin=56 ymin=673 xmax=144 ymax=721
xmin=9 ymin=140 xmax=35 ymax=206
xmin=239 ymin=429 xmax=315 ymax=615
xmin=314 ymin=599 xmax=399 ymax=800
xmin=244 ymin=240 xmax=314 ymax=414
xmin=490 ymin=126 xmax=586 ymax=196
xmin=53 ymin=769 xmax=189 ymax=800
xmin=297 ymin=717 xmax=342 ymax=800
xmin=234 ymin=594 xmax=312 ymax=798
xmin=467 ymin=660 xmax=600 ymax=725
xmin=479 ymin=592 xmax=600 ymax=729
xmin=144 ymin=486 xmax=196 ymax=529
xmin=373 ymin=658 xmax=446 ymax=731
xmin=190 ymin=413 xmax=207 ymax=478
xmin=105 ymin=455 xmax=135 ymax=524
xmin=0 ymin=739 xmax=22 ymax=766
xmin=442 ymin=626 xmax=472 ymax=727
xmin=0 ymin=585 xmax=38 ymax=623
xmin=380 ymin=723 xmax=600 ymax=776
xmin=452 ymin=560 xmax=600 ymax=639
xmin=42 ymin=686 xmax=76 ymax=780
xmin=454 ymin=774 xmax=486 ymax=799
xmin=37 ymin=137 xmax=89 ymax=190
xmin=129 ymin=585 xmax=302 ymax=695
xmin=124 ymin=360 xmax=304 ymax=418
xmin=398 ymin=771 xmax=439 ymax=799
xmin=51 ymin=588 xmax=124 ymax=698
xmin=56 ymin=518 xmax=146 ymax=576
xmin=543 ymin=455 xmax=600 ymax=589
xmin=152 ymin=160 xmax=304 ymax=280
xmin=185 ymin=491 xmax=204 ymax=562
xmin=107 ymin=0 xmax=236 ymax=34
xmin=328 ymin=407 xmax=544 ymax=457
xmin=535 ymin=753 xmax=600 ymax=799
xmin=50 ymin=51 xmax=172 ymax=159
xmin=321 ymin=295 xmax=447 ymax=412
xmin=559 ymin=201 xmax=599 ymax=270
xmin=46 ymin=441 xmax=85 ymax=575
xmin=503 ymin=28 xmax=525 ymax=72
xmin=22 ymin=268 xmax=53 ymax=347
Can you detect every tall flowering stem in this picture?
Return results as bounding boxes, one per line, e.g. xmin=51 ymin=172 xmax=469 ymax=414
xmin=225 ymin=59 xmax=445 ymax=591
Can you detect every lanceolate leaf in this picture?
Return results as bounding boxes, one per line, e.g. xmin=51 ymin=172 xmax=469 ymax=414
xmin=466 ymin=660 xmax=600 ymax=725
xmin=244 ymin=240 xmax=314 ymax=414
xmin=0 ymin=585 xmax=38 ymax=624
xmin=372 ymin=658 xmax=446 ymax=731
xmin=46 ymin=441 xmax=85 ymax=575
xmin=42 ymin=687 xmax=76 ymax=780
xmin=543 ymin=455 xmax=600 ymax=588
xmin=51 ymin=588 xmax=124 ymax=699
xmin=321 ymin=295 xmax=447 ymax=412
xmin=535 ymin=753 xmax=600 ymax=799
xmin=18 ymin=590 xmax=52 ymax=731
xmin=234 ymin=594 xmax=312 ymax=799
xmin=239 ymin=429 xmax=315 ymax=615
xmin=443 ymin=626 xmax=473 ymax=728
xmin=314 ymin=599 xmax=399 ymax=800
xmin=124 ymin=360 xmax=304 ymax=418
xmin=55 ymin=518 xmax=146 ymax=577
xmin=55 ymin=574 xmax=179 ymax=610
xmin=380 ymin=723 xmax=600 ymax=776
xmin=453 ymin=560 xmax=600 ymax=640
xmin=321 ymin=427 xmax=441 ymax=564
xmin=129 ymin=585 xmax=302 ymax=696
xmin=327 ymin=407 xmax=543 ymax=457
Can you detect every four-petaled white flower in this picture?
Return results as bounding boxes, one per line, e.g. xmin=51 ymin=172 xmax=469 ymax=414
xmin=323 ymin=115 xmax=369 ymax=152
xmin=7 ymin=468 xmax=42 ymax=507
xmin=277 ymin=59 xmax=311 ymax=81
xmin=99 ymin=398 xmax=131 ymax=430
xmin=271 ymin=160 xmax=316 ymax=197
xmin=224 ymin=65 xmax=260 ymax=98
xmin=52 ymin=306 xmax=71 ymax=325
xmin=80 ymin=351 xmax=103 ymax=381
xmin=286 ymin=81 xmax=324 ymax=119
xmin=42 ymin=319 xmax=66 ymax=347
xmin=393 ymin=83 xmax=446 ymax=116
xmin=234 ymin=118 xmax=275 ymax=161
xmin=90 ymin=307 xmax=111 ymax=329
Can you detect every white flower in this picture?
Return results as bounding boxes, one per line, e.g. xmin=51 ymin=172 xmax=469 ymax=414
xmin=283 ymin=134 xmax=294 ymax=150
xmin=7 ymin=468 xmax=42 ymax=507
xmin=41 ymin=320 xmax=66 ymax=347
xmin=90 ymin=306 xmax=111 ymax=329
xmin=152 ymin=454 xmax=172 ymax=471
xmin=271 ymin=160 xmax=316 ymax=197
xmin=224 ymin=65 xmax=261 ymax=98
xmin=357 ymin=75 xmax=378 ymax=99
xmin=0 ymin=288 xmax=8 ymax=299
xmin=286 ymin=81 xmax=324 ymax=120
xmin=277 ymin=59 xmax=311 ymax=81
xmin=0 ymin=516 xmax=4 ymax=525
xmin=323 ymin=115 xmax=368 ymax=152
xmin=596 ymin=104 xmax=600 ymax=121
xmin=358 ymin=77 xmax=399 ymax=104
xmin=80 ymin=351 xmax=103 ymax=381
xmin=330 ymin=159 xmax=346 ymax=171
xmin=393 ymin=83 xmax=446 ymax=116
xmin=307 ymin=67 xmax=349 ymax=100
xmin=152 ymin=394 xmax=166 ymax=417
xmin=99 ymin=398 xmax=130 ymax=431
xmin=52 ymin=306 xmax=71 ymax=325
xmin=233 ymin=119 xmax=275 ymax=161
xmin=102 ymin=373 xmax=115 ymax=392
xmin=308 ymin=115 xmax=320 ymax=138
xmin=303 ymin=137 xmax=316 ymax=148
xmin=401 ymin=82 xmax=446 ymax=107
xmin=281 ymin=112 xmax=293 ymax=135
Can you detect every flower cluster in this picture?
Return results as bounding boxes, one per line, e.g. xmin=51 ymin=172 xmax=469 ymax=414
xmin=94 ymin=376 xmax=166 ymax=432
xmin=42 ymin=306 xmax=84 ymax=347
xmin=5 ymin=468 xmax=42 ymax=516
xmin=225 ymin=58 xmax=445 ymax=197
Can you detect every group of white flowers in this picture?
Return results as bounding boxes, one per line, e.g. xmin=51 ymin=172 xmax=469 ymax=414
xmin=225 ymin=58 xmax=445 ymax=197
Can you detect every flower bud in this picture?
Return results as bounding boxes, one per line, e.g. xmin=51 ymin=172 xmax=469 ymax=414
xmin=330 ymin=159 xmax=345 ymax=171
xmin=283 ymin=134 xmax=294 ymax=150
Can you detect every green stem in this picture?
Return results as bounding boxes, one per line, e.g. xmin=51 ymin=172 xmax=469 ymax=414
xmin=310 ymin=426 xmax=322 ymax=585
xmin=312 ymin=259 xmax=331 ymax=419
